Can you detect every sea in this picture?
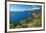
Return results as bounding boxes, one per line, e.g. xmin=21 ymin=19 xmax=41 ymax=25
xmin=9 ymin=11 xmax=32 ymax=24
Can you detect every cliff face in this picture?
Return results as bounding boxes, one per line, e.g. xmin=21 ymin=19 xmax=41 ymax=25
xmin=32 ymin=9 xmax=42 ymax=27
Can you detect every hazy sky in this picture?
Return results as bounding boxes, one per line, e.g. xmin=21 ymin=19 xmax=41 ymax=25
xmin=9 ymin=4 xmax=41 ymax=11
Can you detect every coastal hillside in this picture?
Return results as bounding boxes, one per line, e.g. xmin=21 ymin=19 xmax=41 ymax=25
xmin=32 ymin=8 xmax=42 ymax=27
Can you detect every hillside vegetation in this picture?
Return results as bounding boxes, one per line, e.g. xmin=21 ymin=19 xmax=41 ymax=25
xmin=32 ymin=9 xmax=42 ymax=27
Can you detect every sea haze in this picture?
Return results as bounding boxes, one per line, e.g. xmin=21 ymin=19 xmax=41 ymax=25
xmin=9 ymin=11 xmax=32 ymax=24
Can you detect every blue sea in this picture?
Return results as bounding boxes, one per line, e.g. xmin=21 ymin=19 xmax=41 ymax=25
xmin=9 ymin=11 xmax=32 ymax=24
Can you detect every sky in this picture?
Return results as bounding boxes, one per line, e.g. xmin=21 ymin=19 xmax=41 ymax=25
xmin=9 ymin=4 xmax=41 ymax=11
